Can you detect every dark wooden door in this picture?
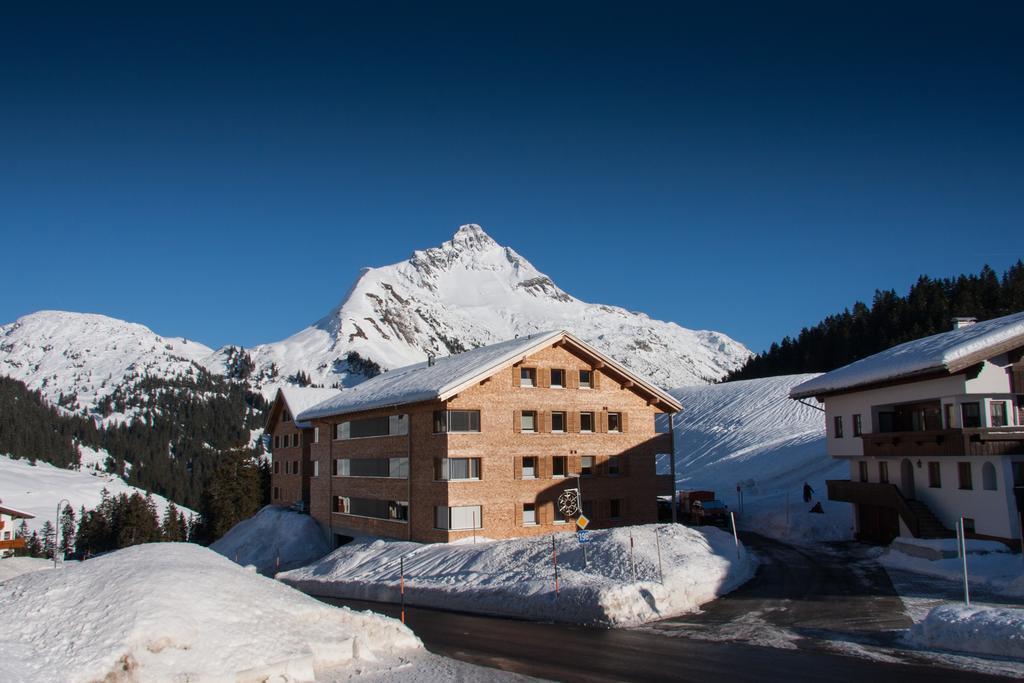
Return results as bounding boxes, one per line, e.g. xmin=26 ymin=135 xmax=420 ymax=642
xmin=857 ymin=503 xmax=900 ymax=544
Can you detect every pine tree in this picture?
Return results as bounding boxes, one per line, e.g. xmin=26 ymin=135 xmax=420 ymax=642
xmin=59 ymin=504 xmax=77 ymax=559
xmin=26 ymin=531 xmax=42 ymax=558
xmin=13 ymin=520 xmax=30 ymax=557
xmin=40 ymin=521 xmax=56 ymax=560
xmin=162 ymin=502 xmax=183 ymax=542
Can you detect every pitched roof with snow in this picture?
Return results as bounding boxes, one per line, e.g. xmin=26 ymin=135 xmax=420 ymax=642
xmin=267 ymin=387 xmax=343 ymax=429
xmin=298 ymin=330 xmax=682 ymax=421
xmin=790 ymin=311 xmax=1024 ymax=399
xmin=0 ymin=504 xmax=35 ymax=519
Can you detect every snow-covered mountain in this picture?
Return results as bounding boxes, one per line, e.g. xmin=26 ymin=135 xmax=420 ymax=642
xmin=227 ymin=224 xmax=751 ymax=391
xmin=0 ymin=311 xmax=214 ymax=419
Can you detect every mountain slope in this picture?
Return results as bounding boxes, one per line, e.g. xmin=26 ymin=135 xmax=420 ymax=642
xmin=232 ymin=224 xmax=751 ymax=391
xmin=0 ymin=311 xmax=213 ymax=420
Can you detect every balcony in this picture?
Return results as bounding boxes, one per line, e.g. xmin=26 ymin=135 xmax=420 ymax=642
xmin=861 ymin=427 xmax=1024 ymax=458
xmin=0 ymin=538 xmax=27 ymax=551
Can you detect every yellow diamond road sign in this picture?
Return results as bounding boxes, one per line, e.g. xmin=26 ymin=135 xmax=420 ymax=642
xmin=576 ymin=514 xmax=590 ymax=530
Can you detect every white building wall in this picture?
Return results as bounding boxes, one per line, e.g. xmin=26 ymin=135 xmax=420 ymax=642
xmin=965 ymin=354 xmax=1013 ymax=394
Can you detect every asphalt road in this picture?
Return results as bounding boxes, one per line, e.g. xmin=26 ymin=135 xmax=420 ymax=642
xmin=311 ymin=534 xmax=1012 ymax=682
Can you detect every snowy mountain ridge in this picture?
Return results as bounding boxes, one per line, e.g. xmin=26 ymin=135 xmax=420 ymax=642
xmin=232 ymin=224 xmax=752 ymax=392
xmin=0 ymin=225 xmax=751 ymax=417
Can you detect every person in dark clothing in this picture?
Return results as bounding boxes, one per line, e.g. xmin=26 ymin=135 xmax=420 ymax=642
xmin=803 ymin=482 xmax=814 ymax=503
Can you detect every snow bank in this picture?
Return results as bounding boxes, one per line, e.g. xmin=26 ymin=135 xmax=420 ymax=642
xmin=908 ymin=604 xmax=1024 ymax=659
xmin=0 ymin=556 xmax=54 ymax=582
xmin=670 ymin=375 xmax=853 ymax=543
xmin=881 ymin=545 xmax=1024 ymax=598
xmin=211 ymin=505 xmax=331 ymax=575
xmin=0 ymin=543 xmax=420 ymax=683
xmin=280 ymin=524 xmax=755 ymax=627
xmin=0 ymin=454 xmax=195 ymax=533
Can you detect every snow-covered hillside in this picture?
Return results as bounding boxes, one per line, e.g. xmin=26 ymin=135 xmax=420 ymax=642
xmin=671 ymin=374 xmax=853 ymax=541
xmin=0 ymin=454 xmax=194 ymax=533
xmin=0 ymin=311 xmax=213 ymax=418
xmin=229 ymin=224 xmax=751 ymax=392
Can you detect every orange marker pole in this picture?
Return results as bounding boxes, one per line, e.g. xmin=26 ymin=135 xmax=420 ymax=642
xmin=400 ymin=556 xmax=406 ymax=624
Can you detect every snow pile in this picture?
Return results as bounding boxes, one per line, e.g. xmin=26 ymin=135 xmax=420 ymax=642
xmin=670 ymin=375 xmax=852 ymax=543
xmin=790 ymin=310 xmax=1024 ymax=398
xmin=0 ymin=557 xmax=54 ymax=582
xmin=211 ymin=505 xmax=331 ymax=575
xmin=0 ymin=543 xmax=420 ymax=683
xmin=908 ymin=604 xmax=1024 ymax=659
xmin=0 ymin=454 xmax=194 ymax=534
xmin=881 ymin=543 xmax=1024 ymax=598
xmin=280 ymin=524 xmax=755 ymax=627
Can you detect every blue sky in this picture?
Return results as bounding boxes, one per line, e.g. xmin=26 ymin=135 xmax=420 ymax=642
xmin=2 ymin=2 xmax=1022 ymax=353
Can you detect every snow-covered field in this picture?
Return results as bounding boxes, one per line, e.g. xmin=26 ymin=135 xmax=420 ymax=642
xmin=0 ymin=556 xmax=55 ymax=582
xmin=670 ymin=374 xmax=853 ymax=543
xmin=212 ymin=505 xmax=331 ymax=575
xmin=0 ymin=453 xmax=194 ymax=533
xmin=280 ymin=524 xmax=755 ymax=627
xmin=0 ymin=543 xmax=424 ymax=682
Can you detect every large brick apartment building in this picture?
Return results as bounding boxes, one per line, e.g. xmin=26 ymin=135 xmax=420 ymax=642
xmin=267 ymin=330 xmax=681 ymax=544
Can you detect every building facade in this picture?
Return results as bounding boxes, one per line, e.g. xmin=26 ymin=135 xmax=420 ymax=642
xmin=791 ymin=314 xmax=1024 ymax=548
xmin=266 ymin=387 xmax=342 ymax=510
xmin=295 ymin=331 xmax=680 ymax=544
xmin=0 ymin=504 xmax=34 ymax=557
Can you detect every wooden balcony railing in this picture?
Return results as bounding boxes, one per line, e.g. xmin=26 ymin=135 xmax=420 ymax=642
xmin=861 ymin=427 xmax=1024 ymax=458
xmin=0 ymin=538 xmax=27 ymax=550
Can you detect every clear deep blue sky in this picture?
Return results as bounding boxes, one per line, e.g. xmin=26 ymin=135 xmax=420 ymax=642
xmin=2 ymin=2 xmax=1022 ymax=353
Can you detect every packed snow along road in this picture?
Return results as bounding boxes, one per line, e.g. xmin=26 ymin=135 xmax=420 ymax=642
xmin=280 ymin=523 xmax=755 ymax=627
xmin=0 ymin=543 xmax=424 ymax=682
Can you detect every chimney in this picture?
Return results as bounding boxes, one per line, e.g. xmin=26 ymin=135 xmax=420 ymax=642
xmin=952 ymin=317 xmax=977 ymax=330
xmin=427 ymin=353 xmax=435 ymax=367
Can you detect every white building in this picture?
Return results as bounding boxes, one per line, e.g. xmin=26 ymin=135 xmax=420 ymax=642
xmin=0 ymin=504 xmax=34 ymax=557
xmin=791 ymin=313 xmax=1024 ymax=548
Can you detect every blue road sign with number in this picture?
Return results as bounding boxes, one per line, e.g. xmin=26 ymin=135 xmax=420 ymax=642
xmin=577 ymin=530 xmax=590 ymax=543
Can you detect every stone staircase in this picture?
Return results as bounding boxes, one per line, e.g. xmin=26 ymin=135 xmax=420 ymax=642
xmin=903 ymin=499 xmax=953 ymax=538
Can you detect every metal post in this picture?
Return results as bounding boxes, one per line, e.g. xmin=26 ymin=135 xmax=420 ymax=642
xmin=670 ymin=411 xmax=679 ymax=524
xmin=400 ymin=556 xmax=406 ymax=624
xmin=54 ymin=498 xmax=70 ymax=568
xmin=655 ymin=527 xmax=664 ymax=584
xmin=551 ymin=535 xmax=560 ymax=596
xmin=629 ymin=532 xmax=637 ymax=582
xmin=472 ymin=510 xmax=477 ymax=544
xmin=959 ymin=517 xmax=970 ymax=606
xmin=730 ymin=511 xmax=740 ymax=558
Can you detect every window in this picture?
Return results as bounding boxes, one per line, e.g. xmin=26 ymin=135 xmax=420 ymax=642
xmin=582 ymin=500 xmax=594 ymax=518
xmin=274 ymin=435 xmax=280 ymax=449
xmin=607 ymin=456 xmax=620 ymax=476
xmin=433 ymin=410 xmax=481 ymax=433
xmin=273 ymin=486 xmax=279 ymax=499
xmin=292 ymin=433 xmax=299 ymax=447
xmin=982 ymin=462 xmax=997 ymax=491
xmin=961 ymin=403 xmax=981 ymax=428
xmin=858 ymin=461 xmax=868 ymax=482
xmin=928 ymin=462 xmax=941 ymax=488
xmin=834 ymin=416 xmax=844 ymax=438
xmin=335 ymin=496 xmax=408 ymax=521
xmin=293 ymin=459 xmax=299 ymax=474
xmin=282 ymin=461 xmax=289 ymax=474
xmin=274 ymin=461 xmax=280 ymax=474
xmin=282 ymin=410 xmax=291 ymax=423
xmin=580 ymin=412 xmax=594 ymax=432
xmin=551 ymin=412 xmax=566 ymax=432
xmin=436 ymin=505 xmax=482 ymax=530
xmin=879 ymin=461 xmax=889 ymax=483
xmin=523 ymin=503 xmax=537 ymax=525
xmin=610 ymin=499 xmax=622 ymax=520
xmin=334 ymin=457 xmax=409 ymax=478
xmin=962 ymin=517 xmax=976 ymax=533
xmin=958 ymin=462 xmax=973 ymax=490
xmin=550 ymin=369 xmax=565 ymax=388
xmin=336 ymin=414 xmax=408 ymax=439
xmin=944 ymin=404 xmax=955 ymax=429
xmin=608 ymin=413 xmax=622 ymax=433
xmin=314 ymin=427 xmax=320 ymax=443
xmin=522 ymin=457 xmax=537 ymax=479
xmin=313 ymin=460 xmax=319 ymax=477
xmin=581 ymin=456 xmax=595 ymax=477
xmin=853 ymin=414 xmax=862 ymax=437
xmin=520 ymin=367 xmax=536 ymax=387
xmin=437 ymin=457 xmax=481 ymax=480
xmin=991 ymin=401 xmax=1008 ymax=427
xmin=579 ymin=369 xmax=593 ymax=388
xmin=552 ymin=456 xmax=567 ymax=477
xmin=521 ymin=411 xmax=537 ymax=432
